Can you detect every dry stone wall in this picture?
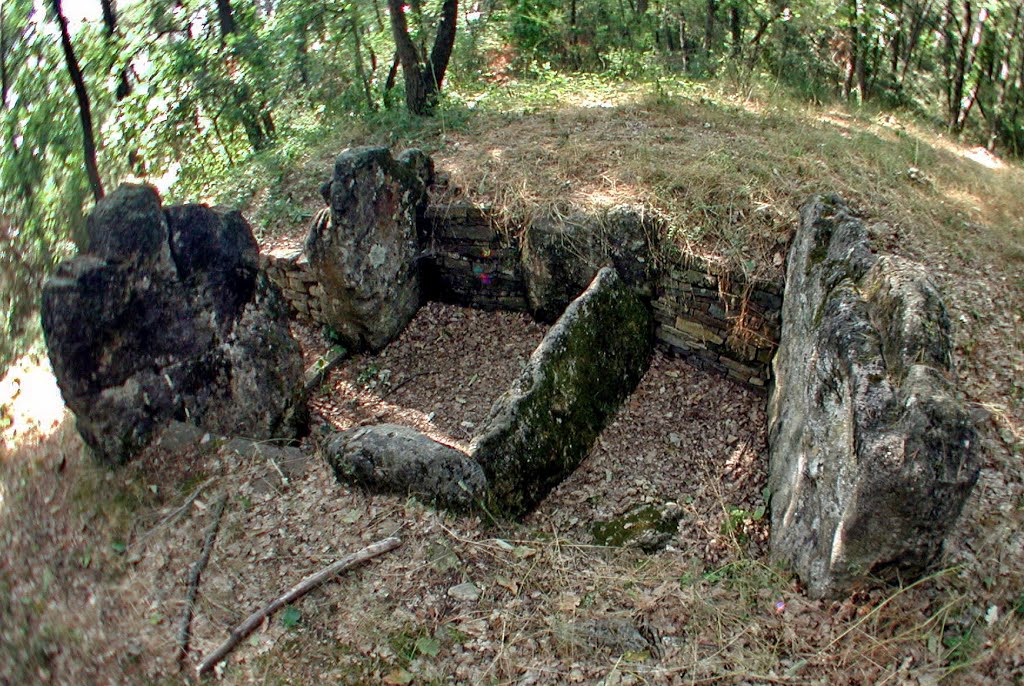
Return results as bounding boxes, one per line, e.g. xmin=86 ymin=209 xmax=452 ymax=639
xmin=261 ymin=200 xmax=780 ymax=389
xmin=259 ymin=245 xmax=325 ymax=322
xmin=655 ymin=253 xmax=782 ymax=388
xmin=420 ymin=202 xmax=530 ymax=311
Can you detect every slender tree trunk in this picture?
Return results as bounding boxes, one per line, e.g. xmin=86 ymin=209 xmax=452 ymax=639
xmin=50 ymin=0 xmax=104 ymax=201
xmin=899 ymin=0 xmax=933 ymax=88
xmin=948 ymin=0 xmax=974 ymax=132
xmin=747 ymin=6 xmax=782 ymax=67
xmin=0 ymin=5 xmax=18 ymax=158
xmin=370 ymin=0 xmax=386 ymax=31
xmin=384 ymin=51 xmax=400 ymax=94
xmin=1009 ymin=36 xmax=1024 ymax=155
xmin=350 ymin=8 xmax=375 ymax=111
xmin=704 ymin=0 xmax=717 ymax=56
xmin=428 ymin=0 xmax=458 ymax=87
xmin=388 ymin=0 xmax=458 ymax=115
xmin=844 ymin=0 xmax=865 ymax=102
xmin=0 ymin=6 xmax=10 ymax=117
xmin=216 ymin=0 xmax=237 ymax=42
xmin=99 ymin=0 xmax=131 ymax=99
xmin=730 ymin=3 xmax=742 ymax=57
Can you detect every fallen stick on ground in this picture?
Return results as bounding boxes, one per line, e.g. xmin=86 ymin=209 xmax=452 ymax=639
xmin=196 ymin=535 xmax=402 ymax=678
xmin=177 ymin=493 xmax=228 ymax=670
xmin=381 ymin=370 xmax=439 ymax=399
xmin=139 ymin=477 xmax=216 ymax=543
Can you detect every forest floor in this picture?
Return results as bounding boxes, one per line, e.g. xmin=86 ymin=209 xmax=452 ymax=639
xmin=2 ymin=80 xmax=1023 ymax=685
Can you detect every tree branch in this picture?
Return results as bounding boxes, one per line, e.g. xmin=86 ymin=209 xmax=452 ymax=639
xmin=196 ymin=536 xmax=402 ymax=678
xmin=176 ymin=494 xmax=229 ymax=669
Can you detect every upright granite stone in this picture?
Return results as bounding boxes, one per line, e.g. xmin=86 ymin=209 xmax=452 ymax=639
xmin=42 ymin=184 xmax=307 ymax=465
xmin=325 ymin=424 xmax=486 ymax=511
xmin=767 ymin=195 xmax=978 ymax=598
xmin=305 ymin=147 xmax=432 ymax=352
xmin=471 ymin=267 xmax=654 ymax=518
xmin=521 ymin=205 xmax=661 ymax=322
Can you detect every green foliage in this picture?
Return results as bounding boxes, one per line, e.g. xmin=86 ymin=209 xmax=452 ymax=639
xmin=280 ymin=605 xmax=302 ymax=629
xmin=3 ymin=0 xmax=1024 ymax=381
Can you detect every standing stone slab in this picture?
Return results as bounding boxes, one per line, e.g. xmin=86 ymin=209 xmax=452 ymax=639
xmin=521 ymin=205 xmax=662 ymax=322
xmin=471 ymin=267 xmax=654 ymax=518
xmin=305 ymin=147 xmax=432 ymax=352
xmin=42 ymin=184 xmax=307 ymax=465
xmin=325 ymin=424 xmax=486 ymax=511
xmin=767 ymin=195 xmax=978 ymax=598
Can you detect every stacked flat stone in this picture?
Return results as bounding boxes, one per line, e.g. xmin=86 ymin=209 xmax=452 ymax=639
xmin=260 ymin=244 xmax=325 ymax=322
xmin=654 ymin=253 xmax=782 ymax=388
xmin=420 ymin=202 xmax=530 ymax=311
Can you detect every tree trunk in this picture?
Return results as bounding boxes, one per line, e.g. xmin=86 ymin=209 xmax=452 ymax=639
xmin=99 ymin=0 xmax=131 ymax=99
xmin=216 ymin=0 xmax=237 ymax=41
xmin=948 ymin=0 xmax=973 ymax=132
xmin=730 ymin=3 xmax=742 ymax=57
xmin=428 ymin=0 xmax=458 ymax=87
xmin=50 ymin=0 xmax=104 ymax=201
xmin=899 ymin=0 xmax=934 ymax=88
xmin=747 ymin=5 xmax=782 ymax=67
xmin=0 ymin=5 xmax=18 ymax=158
xmin=0 ymin=5 xmax=10 ymax=117
xmin=350 ymin=7 xmax=375 ymax=111
xmin=704 ymin=0 xmax=717 ymax=56
xmin=387 ymin=0 xmax=458 ymax=115
xmin=844 ymin=0 xmax=864 ymax=102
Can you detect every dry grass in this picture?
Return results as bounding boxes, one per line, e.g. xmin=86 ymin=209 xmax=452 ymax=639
xmin=437 ymin=79 xmax=1024 ymax=285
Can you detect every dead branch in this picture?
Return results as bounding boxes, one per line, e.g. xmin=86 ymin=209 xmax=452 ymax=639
xmin=381 ymin=370 xmax=439 ymax=399
xmin=177 ymin=493 xmax=228 ymax=669
xmin=139 ymin=476 xmax=216 ymax=543
xmin=196 ymin=535 xmax=402 ymax=678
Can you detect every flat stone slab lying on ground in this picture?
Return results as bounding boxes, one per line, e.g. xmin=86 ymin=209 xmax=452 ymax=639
xmin=42 ymin=184 xmax=307 ymax=465
xmin=471 ymin=266 xmax=654 ymax=518
xmin=325 ymin=423 xmax=487 ymax=511
xmin=767 ymin=195 xmax=979 ymax=598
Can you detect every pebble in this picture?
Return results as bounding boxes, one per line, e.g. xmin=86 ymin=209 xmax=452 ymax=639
xmin=447 ymin=582 xmax=481 ymax=602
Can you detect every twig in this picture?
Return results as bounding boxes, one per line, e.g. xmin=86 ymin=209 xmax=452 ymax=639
xmin=267 ymin=455 xmax=288 ymax=487
xmin=177 ymin=493 xmax=228 ymax=670
xmin=196 ymin=536 xmax=402 ymax=678
xmin=381 ymin=370 xmax=439 ymax=399
xmin=138 ymin=477 xmax=216 ymax=543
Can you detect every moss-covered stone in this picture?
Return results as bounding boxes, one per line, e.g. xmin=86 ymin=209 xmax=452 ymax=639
xmin=591 ymin=503 xmax=683 ymax=552
xmin=470 ymin=267 xmax=653 ymax=518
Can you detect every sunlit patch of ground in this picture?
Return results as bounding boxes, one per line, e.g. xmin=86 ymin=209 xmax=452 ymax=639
xmin=1 ymin=351 xmax=66 ymax=451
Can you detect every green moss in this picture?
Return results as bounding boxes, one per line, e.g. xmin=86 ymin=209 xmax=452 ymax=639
xmin=476 ymin=270 xmax=654 ymax=518
xmin=591 ymin=505 xmax=679 ymax=550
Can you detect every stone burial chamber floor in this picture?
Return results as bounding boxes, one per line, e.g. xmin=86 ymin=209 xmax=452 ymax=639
xmin=295 ymin=300 xmax=769 ymax=560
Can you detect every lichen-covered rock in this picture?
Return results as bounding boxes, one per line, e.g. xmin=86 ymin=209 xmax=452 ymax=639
xmin=471 ymin=267 xmax=653 ymax=518
xmin=41 ymin=183 xmax=306 ymax=465
xmin=305 ymin=146 xmax=432 ymax=351
xmin=767 ymin=195 xmax=978 ymax=598
xmin=521 ymin=205 xmax=661 ymax=322
xmin=325 ymin=424 xmax=486 ymax=511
